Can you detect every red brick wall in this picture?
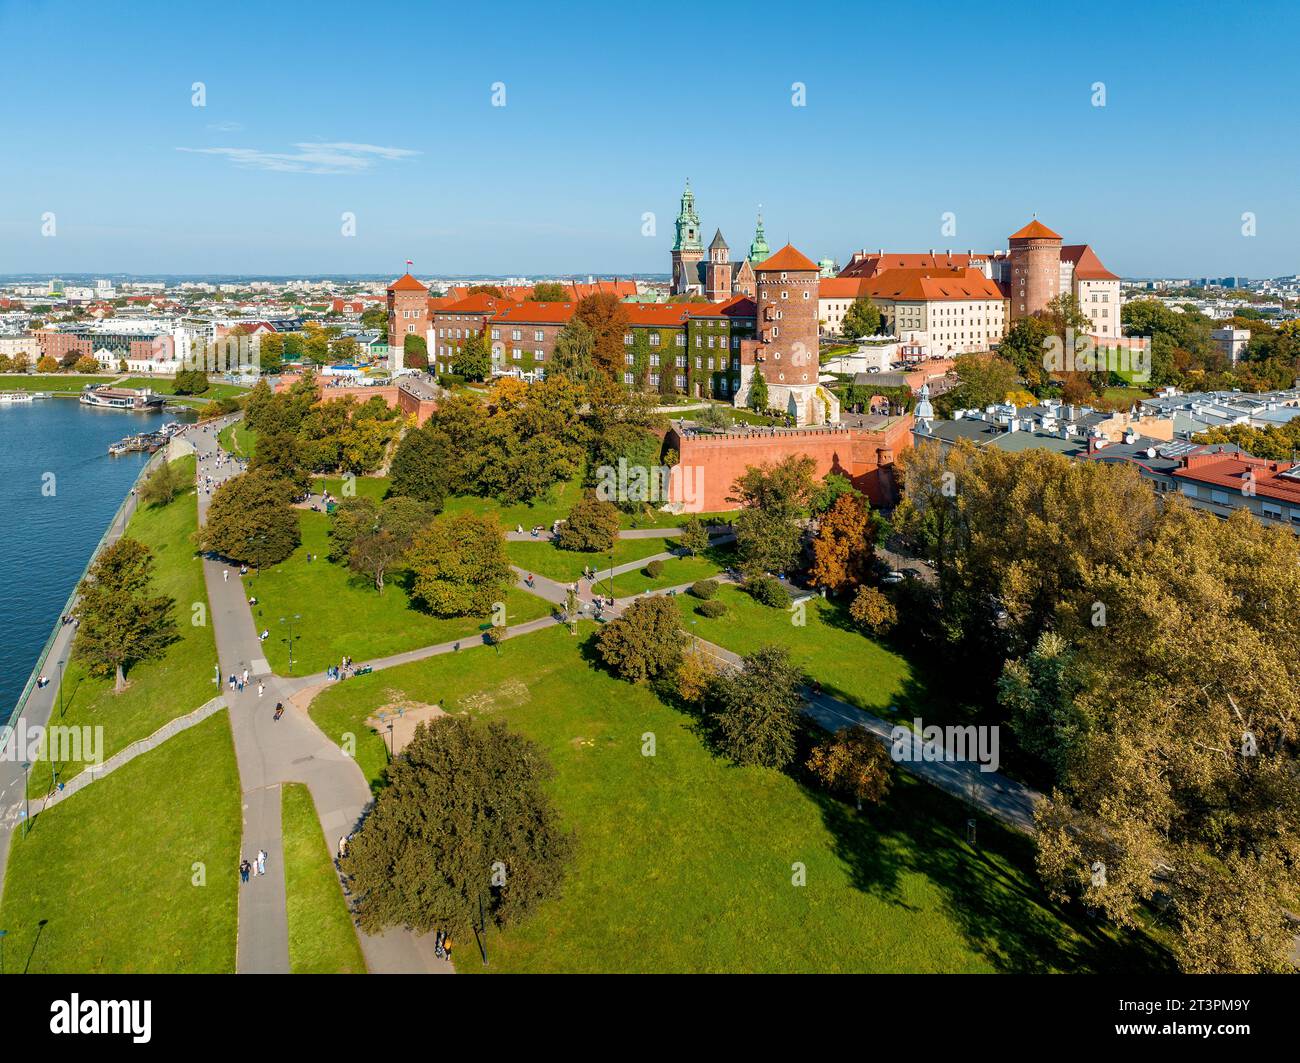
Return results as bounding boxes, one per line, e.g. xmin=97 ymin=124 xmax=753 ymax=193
xmin=1009 ymin=236 xmax=1061 ymax=321
xmin=272 ymin=376 xmax=436 ymax=425
xmin=665 ymin=416 xmax=914 ymax=512
xmin=388 ymin=289 xmax=428 ymax=350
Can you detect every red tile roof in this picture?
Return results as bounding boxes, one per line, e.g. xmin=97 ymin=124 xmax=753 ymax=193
xmin=839 ymin=252 xmax=980 ymax=279
xmin=1008 ymin=219 xmax=1062 ymax=241
xmin=1061 ymin=244 xmax=1119 ymax=281
xmin=858 ymin=267 xmax=1005 ymax=302
xmin=387 ymin=272 xmax=428 ymax=292
xmin=1173 ymin=450 xmax=1300 ymax=505
xmin=755 ymin=244 xmax=819 ymax=272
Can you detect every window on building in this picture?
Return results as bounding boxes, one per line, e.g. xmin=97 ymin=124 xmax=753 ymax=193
xmin=534 ymin=330 xmax=544 ymax=342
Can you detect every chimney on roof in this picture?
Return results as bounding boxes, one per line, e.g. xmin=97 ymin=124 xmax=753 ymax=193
xmin=929 ymin=249 xmax=935 ymax=257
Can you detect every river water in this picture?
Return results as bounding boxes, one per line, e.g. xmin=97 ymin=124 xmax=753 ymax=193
xmin=0 ymin=398 xmax=185 ymax=715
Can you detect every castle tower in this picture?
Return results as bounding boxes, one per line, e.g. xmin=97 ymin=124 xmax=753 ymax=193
xmin=705 ymin=229 xmax=732 ymax=302
xmin=734 ymin=244 xmax=838 ymax=426
xmin=670 ymin=180 xmax=704 ymax=296
xmin=748 ymin=208 xmax=771 ymax=264
xmin=1008 ymin=218 xmax=1062 ymax=321
xmin=386 ymin=271 xmax=429 ymax=371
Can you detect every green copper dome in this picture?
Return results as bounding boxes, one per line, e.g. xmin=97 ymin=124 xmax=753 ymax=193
xmin=748 ymin=209 xmax=770 ymax=263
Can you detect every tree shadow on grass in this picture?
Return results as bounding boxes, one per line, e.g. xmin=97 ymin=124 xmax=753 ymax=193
xmin=813 ymin=771 xmax=1173 ymax=973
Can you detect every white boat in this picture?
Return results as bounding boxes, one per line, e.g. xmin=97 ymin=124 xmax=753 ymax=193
xmin=0 ymin=391 xmax=35 ymax=404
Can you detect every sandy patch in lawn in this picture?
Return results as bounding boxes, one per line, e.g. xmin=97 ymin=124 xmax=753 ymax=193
xmin=366 ymin=698 xmax=447 ymax=755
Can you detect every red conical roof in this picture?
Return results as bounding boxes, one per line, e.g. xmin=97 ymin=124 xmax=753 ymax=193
xmin=387 ymin=272 xmax=428 ymax=292
xmin=1008 ymin=219 xmax=1061 ymax=241
xmin=754 ymin=244 xmax=818 ymax=272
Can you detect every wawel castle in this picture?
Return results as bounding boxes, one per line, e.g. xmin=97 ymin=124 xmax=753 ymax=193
xmin=387 ymin=183 xmax=1120 ymax=426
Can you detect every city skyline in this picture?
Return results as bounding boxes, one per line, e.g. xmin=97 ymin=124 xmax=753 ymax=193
xmin=2 ymin=0 xmax=1299 ymax=278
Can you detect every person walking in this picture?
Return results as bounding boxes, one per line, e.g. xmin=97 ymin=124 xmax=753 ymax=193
xmin=223 ymin=568 xmax=229 ymax=583
xmin=443 ymin=936 xmax=453 ymax=963
xmin=242 ymin=668 xmax=249 ymax=686
xmin=257 ymin=680 xmax=264 ymax=698
xmin=239 ymin=858 xmax=250 ymax=884
xmin=256 ymin=849 xmax=267 ymax=876
xmin=337 ymin=835 xmax=348 ymax=860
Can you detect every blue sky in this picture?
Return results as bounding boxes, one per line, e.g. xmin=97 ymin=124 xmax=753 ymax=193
xmin=2 ymin=0 xmax=1297 ymax=278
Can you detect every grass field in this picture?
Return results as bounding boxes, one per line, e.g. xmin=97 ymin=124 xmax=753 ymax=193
xmin=596 ymin=543 xmax=734 ymax=596
xmin=0 ymin=711 xmax=242 ymax=973
xmin=29 ymin=456 xmax=219 ymax=796
xmin=674 ymin=585 xmax=917 ymax=721
xmin=0 ymin=373 xmax=115 ymax=392
xmin=505 ymin=537 xmax=671 ymax=583
xmin=306 ymin=625 xmax=1166 ymax=973
xmin=246 ymin=511 xmax=552 ymax=675
xmin=312 ymin=474 xmax=390 ymax=501
xmin=282 ymin=783 xmax=367 ymax=974
xmin=118 ymin=377 xmax=250 ymax=401
xmin=217 ymin=421 xmax=257 ymax=458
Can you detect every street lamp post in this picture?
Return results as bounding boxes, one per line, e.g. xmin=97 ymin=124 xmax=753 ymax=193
xmin=21 ymin=762 xmax=30 ymax=837
xmin=280 ymin=614 xmax=301 ymax=675
xmin=57 ymin=658 xmax=65 ymax=719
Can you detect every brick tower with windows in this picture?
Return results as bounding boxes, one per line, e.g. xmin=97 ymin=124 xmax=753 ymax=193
xmin=734 ymin=244 xmax=838 ymax=425
xmin=705 ymin=229 xmax=732 ymax=302
xmin=386 ymin=271 xmax=429 ymax=371
xmin=1008 ymin=219 xmax=1062 ymax=321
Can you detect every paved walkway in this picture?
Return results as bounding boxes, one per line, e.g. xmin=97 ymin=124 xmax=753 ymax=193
xmin=193 ymin=416 xmax=448 ymax=974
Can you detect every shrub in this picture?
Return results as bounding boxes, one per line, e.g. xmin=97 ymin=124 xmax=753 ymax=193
xmin=747 ymin=575 xmax=790 ymax=608
xmin=645 ymin=558 xmax=664 ymax=578
xmin=689 ymin=579 xmax=718 ymax=600
xmin=697 ymin=599 xmax=727 ymax=618
xmin=437 ymin=373 xmax=466 ymax=388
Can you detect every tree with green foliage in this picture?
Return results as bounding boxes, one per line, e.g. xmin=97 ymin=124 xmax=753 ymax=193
xmin=531 ymin=282 xmax=568 ymax=302
xmin=595 ymin=595 xmax=683 ymax=683
xmin=551 ymin=318 xmax=599 ymax=387
xmin=711 ymin=644 xmax=803 ymax=768
xmin=73 ymin=537 xmax=178 ymax=692
xmin=556 ymin=492 xmax=620 ymax=551
xmin=679 ymin=515 xmax=710 ymax=556
xmin=202 ymin=467 xmax=301 ymax=568
xmin=388 ymin=424 xmax=455 ymax=505
xmin=139 ymin=458 xmax=185 ymax=507
xmin=173 ymin=368 xmax=211 ymax=395
xmin=403 ymin=332 xmax=428 ymax=369
xmin=841 ymin=296 xmax=882 ymax=340
xmin=453 ymin=331 xmax=492 ymax=381
xmin=747 ymin=367 xmax=769 ymax=412
xmin=729 ymin=454 xmax=816 ymax=578
xmin=344 ymin=496 xmax=436 ymax=593
xmin=407 ymin=512 xmax=512 ymax=617
xmin=341 ymin=716 xmax=574 ymax=939
xmin=74 ymin=354 xmax=100 ymax=374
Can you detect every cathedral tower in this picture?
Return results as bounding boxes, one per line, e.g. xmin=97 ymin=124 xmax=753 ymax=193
xmin=705 ymin=229 xmax=732 ymax=301
xmin=670 ymin=180 xmax=704 ymax=295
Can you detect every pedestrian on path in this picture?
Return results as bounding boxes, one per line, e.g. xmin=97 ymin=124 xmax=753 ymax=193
xmin=242 ymin=667 xmax=249 ymax=686
xmin=337 ymin=835 xmax=348 ymax=860
xmin=443 ymin=936 xmax=453 ymax=963
xmin=257 ymin=681 xmax=264 ymax=697
xmin=256 ymin=849 xmax=267 ymax=876
xmin=239 ymin=858 xmax=250 ymax=883
xmin=223 ymin=568 xmax=229 ymax=583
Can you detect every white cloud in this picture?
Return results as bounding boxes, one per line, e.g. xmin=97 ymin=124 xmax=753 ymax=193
xmin=206 ymin=121 xmax=244 ymax=132
xmin=177 ymin=141 xmax=420 ymax=175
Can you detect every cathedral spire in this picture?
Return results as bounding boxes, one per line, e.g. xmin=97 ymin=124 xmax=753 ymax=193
xmin=672 ymin=179 xmax=702 ymax=252
xmin=748 ymin=206 xmax=770 ymax=263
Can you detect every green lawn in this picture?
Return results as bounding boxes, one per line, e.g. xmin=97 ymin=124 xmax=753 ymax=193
xmin=29 ymin=456 xmax=219 ymax=796
xmin=442 ymin=476 xmax=586 ymax=531
xmin=597 ymin=543 xmax=734 ymax=597
xmin=313 ymin=474 xmax=390 ymax=501
xmin=217 ymin=421 xmax=257 ymax=458
xmin=246 ymin=511 xmax=553 ymax=675
xmin=306 ymin=625 xmax=1166 ymax=973
xmin=0 ymin=710 xmax=242 ymax=973
xmin=505 ymin=537 xmax=671 ymax=583
xmin=118 ymin=376 xmax=250 ymax=401
xmin=0 ymin=373 xmax=115 ymax=391
xmin=675 ymin=585 xmax=914 ymax=722
xmin=282 ymin=783 xmax=367 ymax=974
